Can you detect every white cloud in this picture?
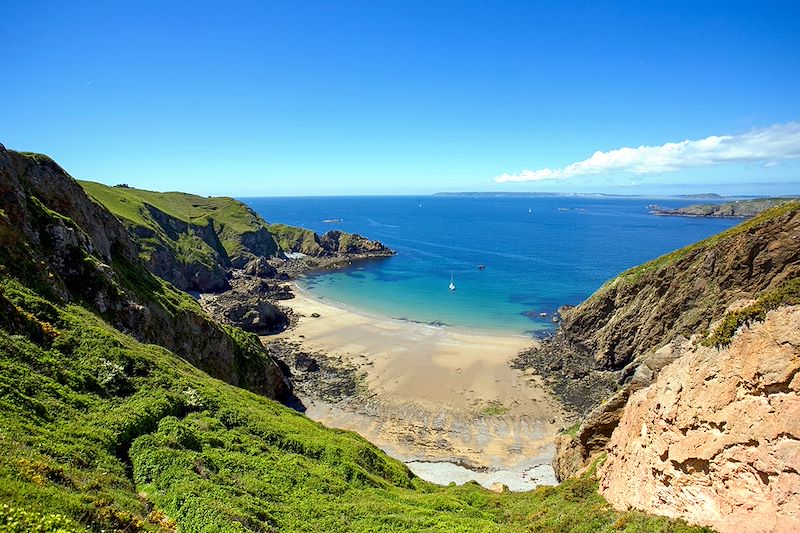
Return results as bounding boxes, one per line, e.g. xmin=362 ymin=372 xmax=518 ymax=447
xmin=494 ymin=121 xmax=800 ymax=183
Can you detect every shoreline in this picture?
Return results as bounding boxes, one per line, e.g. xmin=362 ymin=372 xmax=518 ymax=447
xmin=269 ymin=283 xmax=571 ymax=489
xmin=291 ymin=281 xmax=540 ymax=340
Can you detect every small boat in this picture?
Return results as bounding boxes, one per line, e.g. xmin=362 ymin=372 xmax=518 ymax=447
xmin=528 ymin=208 xmax=532 ymax=213
xmin=449 ymin=271 xmax=456 ymax=291
xmin=478 ymin=264 xmax=485 ymax=270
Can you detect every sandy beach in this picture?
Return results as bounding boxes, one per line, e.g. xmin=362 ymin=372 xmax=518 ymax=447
xmin=270 ymin=285 xmax=570 ymax=487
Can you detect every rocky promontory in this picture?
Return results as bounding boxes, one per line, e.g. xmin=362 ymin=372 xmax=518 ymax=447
xmin=80 ymin=181 xmax=395 ymax=294
xmin=648 ymin=197 xmax=795 ymax=218
xmin=269 ymin=224 xmax=394 ymax=258
xmin=80 ymin=180 xmax=281 ymax=292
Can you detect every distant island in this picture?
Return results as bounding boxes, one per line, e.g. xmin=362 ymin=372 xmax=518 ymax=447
xmin=677 ymin=193 xmax=724 ymax=199
xmin=649 ymin=197 xmax=797 ymax=218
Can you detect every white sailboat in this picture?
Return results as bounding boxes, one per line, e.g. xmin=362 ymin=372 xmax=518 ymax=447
xmin=449 ymin=271 xmax=456 ymax=291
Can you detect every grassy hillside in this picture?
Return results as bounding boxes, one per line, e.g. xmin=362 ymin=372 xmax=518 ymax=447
xmin=78 ymin=181 xmax=282 ymax=292
xmin=79 ymin=181 xmax=275 ymax=258
xmin=0 ymin=277 xmax=711 ymax=532
xmin=79 ymin=182 xmax=390 ymax=289
xmin=0 ymin=148 xmax=286 ymax=399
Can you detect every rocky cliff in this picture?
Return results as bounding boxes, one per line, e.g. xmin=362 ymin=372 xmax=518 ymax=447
xmin=514 ymin=201 xmax=800 ymax=479
xmin=80 ymin=180 xmax=281 ymax=292
xmin=560 ymin=201 xmax=800 ymax=373
xmin=0 ymin=146 xmax=287 ymax=399
xmin=599 ymin=304 xmax=800 ymax=533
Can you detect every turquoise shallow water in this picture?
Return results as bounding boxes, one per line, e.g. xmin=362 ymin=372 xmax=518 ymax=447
xmin=244 ymin=195 xmax=740 ymax=335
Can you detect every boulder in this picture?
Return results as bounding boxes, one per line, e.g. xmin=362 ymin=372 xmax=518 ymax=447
xmin=295 ymin=354 xmax=320 ymax=372
xmin=221 ymin=299 xmax=288 ymax=335
xmin=244 ymin=257 xmax=278 ymax=279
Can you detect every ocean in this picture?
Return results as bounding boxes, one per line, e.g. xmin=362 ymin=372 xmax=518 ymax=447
xmin=243 ymin=195 xmax=740 ymax=335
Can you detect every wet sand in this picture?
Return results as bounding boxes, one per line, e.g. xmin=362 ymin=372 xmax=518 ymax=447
xmin=273 ymin=285 xmax=569 ymax=488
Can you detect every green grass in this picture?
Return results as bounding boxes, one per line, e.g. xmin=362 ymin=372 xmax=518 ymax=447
xmin=0 ymin=276 xmax=714 ymax=532
xmin=478 ymin=400 xmax=511 ymax=417
xmin=79 ymin=181 xmax=267 ymax=237
xmin=18 ymin=152 xmax=57 ymax=166
xmin=268 ymin=223 xmax=325 ymax=256
xmin=595 ymin=200 xmax=800 ymax=297
xmin=0 ymin=504 xmax=85 ymax=533
xmin=702 ymin=277 xmax=800 ymax=347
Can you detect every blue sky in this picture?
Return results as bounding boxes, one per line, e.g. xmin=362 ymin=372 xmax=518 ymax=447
xmin=2 ymin=1 xmax=799 ymax=196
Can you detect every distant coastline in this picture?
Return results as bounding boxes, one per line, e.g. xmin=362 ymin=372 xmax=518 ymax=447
xmin=648 ymin=197 xmax=797 ymax=218
xmin=433 ymin=191 xmax=743 ymax=199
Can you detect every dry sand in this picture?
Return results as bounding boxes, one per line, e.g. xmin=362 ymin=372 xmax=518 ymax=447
xmin=273 ymin=285 xmax=569 ymax=485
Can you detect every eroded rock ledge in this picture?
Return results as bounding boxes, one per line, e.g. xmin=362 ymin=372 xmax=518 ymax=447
xmin=598 ymin=306 xmax=800 ymax=533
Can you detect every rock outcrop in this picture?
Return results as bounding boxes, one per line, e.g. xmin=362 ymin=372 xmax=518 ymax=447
xmin=0 ymin=147 xmax=288 ymax=399
xmin=243 ymin=256 xmax=279 ymax=278
xmin=135 ymin=204 xmax=231 ymax=292
xmin=269 ymin=223 xmax=394 ymax=259
xmin=548 ymin=336 xmax=696 ymax=481
xmin=318 ymin=230 xmax=393 ymax=255
xmin=598 ymin=305 xmax=800 ymax=533
xmin=200 ymin=275 xmax=292 ymax=335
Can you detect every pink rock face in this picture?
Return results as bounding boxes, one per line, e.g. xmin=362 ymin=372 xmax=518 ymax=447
xmin=598 ymin=306 xmax=800 ymax=533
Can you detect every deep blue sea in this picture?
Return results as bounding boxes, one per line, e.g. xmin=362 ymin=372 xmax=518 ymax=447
xmin=243 ymin=196 xmax=740 ymax=335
